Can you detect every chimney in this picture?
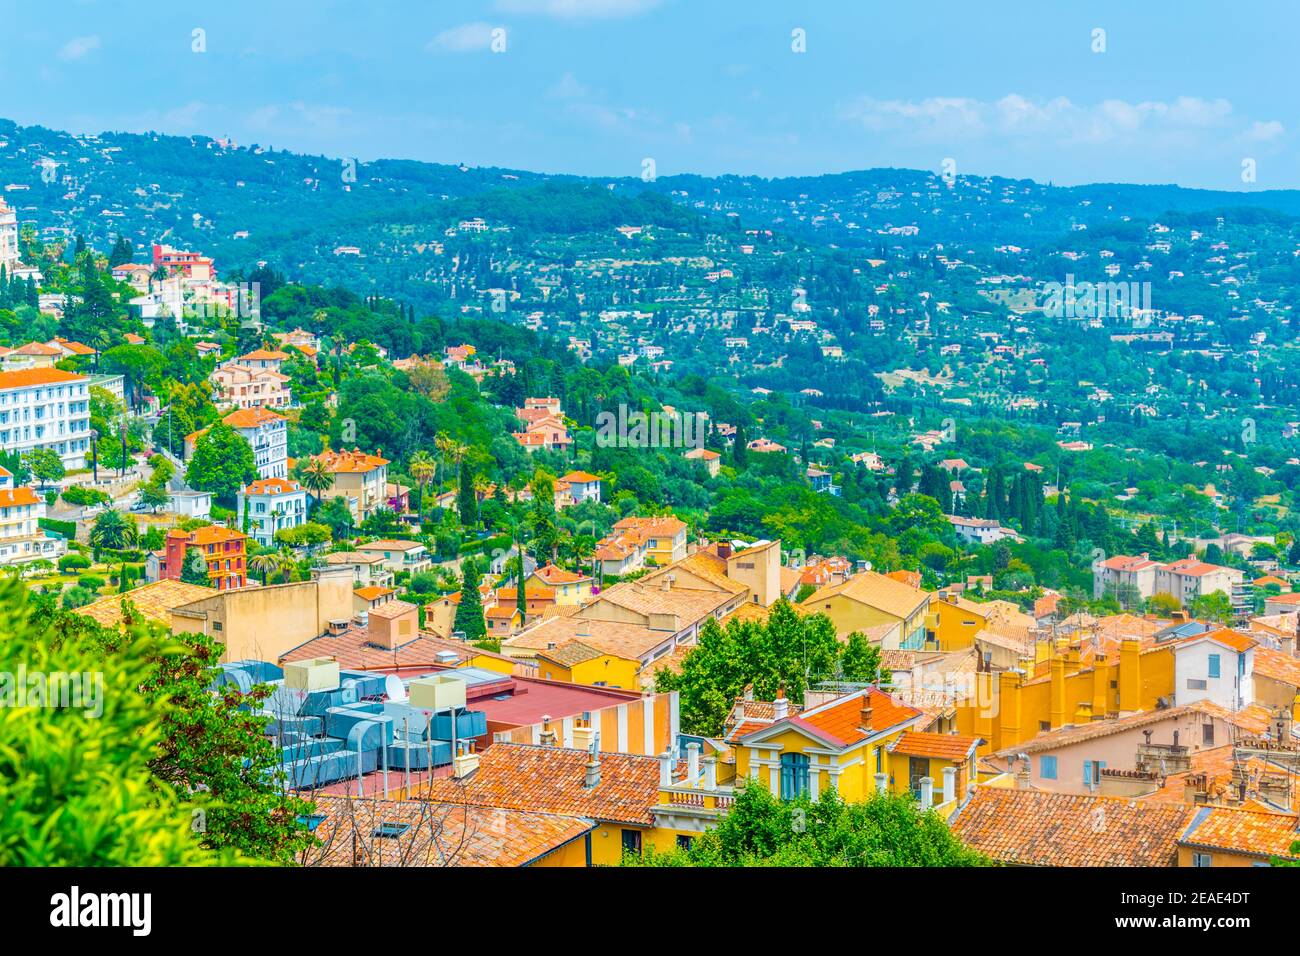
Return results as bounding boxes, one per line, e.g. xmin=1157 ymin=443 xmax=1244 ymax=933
xmin=743 ymin=683 xmax=754 ymax=702
xmin=1282 ymin=633 xmax=1296 ymax=658
xmin=718 ymin=540 xmax=732 ymax=560
xmin=873 ymin=771 xmax=888 ymax=794
xmin=583 ymin=741 xmax=601 ymax=789
xmin=1276 ymin=706 xmax=1294 ymax=742
xmin=703 ymin=755 xmax=717 ymax=791
xmin=859 ymin=693 xmax=874 ymax=731
xmin=452 ymin=740 xmax=479 ymax=779
xmin=662 ymin=573 xmax=675 ymax=592
xmin=919 ymin=776 xmax=934 ymax=810
xmin=772 ymin=686 xmax=789 ymax=720
xmin=539 ymin=715 xmax=556 ymax=747
xmin=1015 ymin=758 xmax=1032 ymax=790
xmin=327 ymin=619 xmax=348 ymax=637
xmin=686 ymin=741 xmax=700 ymax=785
xmin=659 ymin=750 xmax=673 ymax=788
xmin=942 ymin=766 xmax=957 ymax=805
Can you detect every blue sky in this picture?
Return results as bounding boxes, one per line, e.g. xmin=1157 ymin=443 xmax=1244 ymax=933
xmin=5 ymin=0 xmax=1296 ymax=188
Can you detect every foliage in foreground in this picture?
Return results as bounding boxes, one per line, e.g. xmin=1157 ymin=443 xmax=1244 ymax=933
xmin=625 ymin=782 xmax=989 ymax=867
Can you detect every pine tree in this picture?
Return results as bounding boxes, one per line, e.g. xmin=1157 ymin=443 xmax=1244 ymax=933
xmin=453 ymin=557 xmax=487 ymax=642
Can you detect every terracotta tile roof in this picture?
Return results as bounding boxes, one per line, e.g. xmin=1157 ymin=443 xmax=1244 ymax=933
xmin=994 ymin=701 xmax=1244 ymax=757
xmin=238 ymin=349 xmax=290 ymax=361
xmin=76 ymin=580 xmax=216 ymax=628
xmin=278 ymin=628 xmax=450 ymax=670
xmin=612 ymin=514 xmax=686 ymax=538
xmin=353 ymin=586 xmax=394 ymax=601
xmin=310 ymin=447 xmax=390 ymax=473
xmin=308 ymin=795 xmax=595 ymax=867
xmin=536 ymin=641 xmax=606 ymax=668
xmin=223 ymin=407 xmax=286 ymax=428
xmin=421 ymin=742 xmax=663 ymax=825
xmin=243 ymin=477 xmax=302 ymax=495
xmin=504 ymin=616 xmax=665 ymax=661
xmin=10 ymin=341 xmax=62 ymax=356
xmin=53 ymin=338 xmax=96 ymax=355
xmin=888 ymin=731 xmax=981 ymax=762
xmin=357 ymin=539 xmax=424 ymax=552
xmin=1253 ymin=647 xmax=1300 ymax=688
xmin=794 ymin=687 xmax=922 ymax=746
xmin=0 ymin=368 xmax=85 ymax=390
xmin=533 ymin=563 xmax=592 ymax=585
xmin=559 ymin=471 xmax=601 ymax=484
xmin=951 ymin=788 xmax=1194 ymax=866
xmin=187 ymin=525 xmax=248 ymax=546
xmin=804 ymin=570 xmax=931 ymax=621
xmin=1179 ymin=805 xmax=1300 ymax=861
xmin=0 ymin=486 xmax=43 ymax=507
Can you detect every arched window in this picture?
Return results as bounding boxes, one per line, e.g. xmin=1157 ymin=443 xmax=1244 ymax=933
xmin=779 ymin=752 xmax=810 ymax=800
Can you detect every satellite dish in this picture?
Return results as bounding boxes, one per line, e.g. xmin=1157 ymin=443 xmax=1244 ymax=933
xmin=384 ymin=674 xmax=408 ymax=702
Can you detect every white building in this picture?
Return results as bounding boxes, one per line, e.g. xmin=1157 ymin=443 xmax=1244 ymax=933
xmin=237 ymin=476 xmax=309 ymax=548
xmin=1173 ymin=631 xmax=1255 ymax=711
xmin=0 ymin=198 xmax=19 ymax=273
xmin=948 ymin=515 xmax=1021 ymax=546
xmin=186 ymin=407 xmax=287 ymax=480
xmin=0 ymin=466 xmax=64 ymax=566
xmin=0 ymin=368 xmax=92 ymax=469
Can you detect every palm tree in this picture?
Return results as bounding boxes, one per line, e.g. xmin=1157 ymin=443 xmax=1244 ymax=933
xmin=248 ymin=551 xmax=279 ymax=587
xmin=408 ymin=450 xmax=436 ymax=520
xmin=299 ymin=457 xmax=334 ymax=507
xmin=275 ymin=547 xmax=298 ymax=584
xmin=88 ymin=509 xmax=136 ymax=558
xmin=433 ymin=432 xmax=454 ymax=485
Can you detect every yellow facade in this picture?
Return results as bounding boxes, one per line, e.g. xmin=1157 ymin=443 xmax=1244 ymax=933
xmin=537 ymin=652 xmax=639 ymax=690
xmin=927 ymin=597 xmax=990 ymax=652
xmin=957 ymin=638 xmax=1177 ymax=757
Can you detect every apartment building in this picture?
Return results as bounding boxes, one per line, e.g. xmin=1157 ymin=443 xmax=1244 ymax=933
xmin=0 ymin=466 xmax=64 ymax=566
xmin=299 ymin=447 xmax=390 ymax=522
xmin=237 ymin=477 xmax=309 ymax=548
xmin=0 ymin=368 xmax=92 ymax=469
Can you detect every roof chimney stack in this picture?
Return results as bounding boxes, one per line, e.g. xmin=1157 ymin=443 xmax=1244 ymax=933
xmin=718 ymin=540 xmax=732 ymax=560
xmin=584 ymin=740 xmax=601 ymax=788
xmin=772 ymin=685 xmax=788 ymax=720
xmin=859 ymin=693 xmax=874 ymax=731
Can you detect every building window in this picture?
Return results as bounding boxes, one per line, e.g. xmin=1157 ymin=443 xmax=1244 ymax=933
xmin=1040 ymin=756 xmax=1057 ymax=780
xmin=1187 ymin=679 xmax=1208 ymax=691
xmin=620 ymin=829 xmax=643 ymax=856
xmin=1208 ymin=654 xmax=1221 ymax=679
xmin=1192 ymin=852 xmax=1213 ymax=868
xmin=779 ymin=752 xmax=810 ymax=800
xmin=1203 ymin=723 xmax=1215 ymax=746
xmin=676 ymin=834 xmax=693 ymax=852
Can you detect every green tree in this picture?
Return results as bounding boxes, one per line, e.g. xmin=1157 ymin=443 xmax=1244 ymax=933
xmin=88 ymin=508 xmax=137 ymax=557
xmin=840 ymin=631 xmax=889 ymax=683
xmin=180 ymin=546 xmax=210 ymax=586
xmin=22 ymin=447 xmax=65 ymax=488
xmin=185 ymin=423 xmax=257 ymax=502
xmin=457 ymin=460 xmax=479 ymax=527
xmin=0 ymin=578 xmax=236 ymax=865
xmin=453 ymin=557 xmax=487 ymax=643
xmin=627 ymin=782 xmax=988 ymax=867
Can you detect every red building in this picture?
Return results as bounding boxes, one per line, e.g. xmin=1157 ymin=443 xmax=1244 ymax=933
xmin=151 ymin=243 xmax=215 ymax=280
xmin=161 ymin=526 xmax=248 ymax=590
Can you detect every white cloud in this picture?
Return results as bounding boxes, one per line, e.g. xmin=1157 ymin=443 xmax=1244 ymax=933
xmin=546 ymin=72 xmax=592 ymax=100
xmin=1243 ymin=119 xmax=1286 ymax=143
xmin=59 ymin=35 xmax=101 ymax=61
xmin=426 ymin=22 xmax=499 ymax=54
xmin=495 ymin=0 xmax=661 ymax=18
xmin=839 ymin=93 xmax=1274 ymax=149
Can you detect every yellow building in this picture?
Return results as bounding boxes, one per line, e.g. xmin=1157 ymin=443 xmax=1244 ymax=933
xmin=536 ymin=642 xmax=639 ymax=689
xmin=802 ymin=571 xmax=932 ymax=647
xmin=530 ymin=563 xmax=596 ymax=605
xmin=956 ymin=636 xmax=1177 ymax=759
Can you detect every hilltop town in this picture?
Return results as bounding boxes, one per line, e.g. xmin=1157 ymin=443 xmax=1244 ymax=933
xmin=3 ymin=123 xmax=1300 ymax=873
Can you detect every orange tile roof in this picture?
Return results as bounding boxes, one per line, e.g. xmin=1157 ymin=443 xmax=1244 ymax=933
xmin=354 ymin=586 xmax=395 ymax=601
xmin=1180 ymin=805 xmax=1300 ymax=861
xmin=951 ymin=788 xmax=1194 ymax=866
xmin=738 ymin=688 xmax=920 ymax=749
xmin=243 ymin=477 xmax=302 ymax=495
xmin=308 ymin=796 xmax=595 ymax=867
xmin=0 ymin=486 xmax=43 ymax=507
xmin=0 ymin=368 xmax=85 ymax=390
xmin=11 ymin=341 xmax=62 ymax=356
xmin=187 ymin=525 xmax=248 ymax=545
xmin=533 ymin=563 xmax=591 ymax=585
xmin=223 ymin=407 xmax=286 ymax=428
xmin=536 ymin=642 xmax=607 ymax=668
xmin=1253 ymin=647 xmax=1300 ymax=688
xmin=888 ymin=731 xmax=980 ymax=762
xmin=238 ymin=349 xmax=290 ymax=361
xmin=560 ymin=471 xmax=601 ymax=484
xmin=53 ymin=337 xmax=96 ymax=355
xmin=310 ymin=447 xmax=390 ymax=473
xmin=421 ymin=742 xmax=663 ymax=825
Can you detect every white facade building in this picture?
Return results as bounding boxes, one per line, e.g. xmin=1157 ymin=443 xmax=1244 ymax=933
xmin=0 ymin=198 xmax=19 ymax=273
xmin=0 ymin=368 xmax=92 ymax=469
xmin=237 ymin=477 xmax=309 ymax=548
